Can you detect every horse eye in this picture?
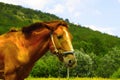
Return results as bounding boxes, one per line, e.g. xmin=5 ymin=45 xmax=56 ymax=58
xmin=57 ymin=35 xmax=63 ymax=39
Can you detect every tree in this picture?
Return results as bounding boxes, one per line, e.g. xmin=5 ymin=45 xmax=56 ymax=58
xmin=111 ymin=68 xmax=120 ymax=78
xmin=65 ymin=19 xmax=69 ymax=23
xmin=89 ymin=37 xmax=107 ymax=55
xmin=97 ymin=47 xmax=120 ymax=77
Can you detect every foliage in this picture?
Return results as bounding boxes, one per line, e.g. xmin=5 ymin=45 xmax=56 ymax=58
xmin=96 ymin=47 xmax=120 ymax=77
xmin=30 ymin=53 xmax=67 ymax=78
xmin=25 ymin=77 xmax=113 ymax=80
xmin=111 ymin=68 xmax=120 ymax=78
xmin=70 ymin=49 xmax=93 ymax=77
xmin=31 ymin=53 xmax=59 ymax=77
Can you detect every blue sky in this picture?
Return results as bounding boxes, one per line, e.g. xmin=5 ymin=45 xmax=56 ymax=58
xmin=0 ymin=0 xmax=120 ymax=37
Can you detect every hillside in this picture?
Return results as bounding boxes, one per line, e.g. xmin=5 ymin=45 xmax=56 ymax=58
xmin=0 ymin=2 xmax=120 ymax=78
xmin=0 ymin=2 xmax=61 ymax=34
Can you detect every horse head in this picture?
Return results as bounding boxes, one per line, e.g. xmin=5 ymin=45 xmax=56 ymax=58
xmin=47 ymin=21 xmax=77 ymax=68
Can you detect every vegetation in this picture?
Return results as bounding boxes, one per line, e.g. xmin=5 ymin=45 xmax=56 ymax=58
xmin=0 ymin=2 xmax=120 ymax=79
xmin=26 ymin=78 xmax=114 ymax=80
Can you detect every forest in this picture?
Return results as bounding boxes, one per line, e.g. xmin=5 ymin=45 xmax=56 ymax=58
xmin=0 ymin=2 xmax=120 ymax=78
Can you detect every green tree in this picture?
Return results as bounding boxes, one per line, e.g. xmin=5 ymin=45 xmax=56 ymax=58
xmin=97 ymin=47 xmax=120 ymax=77
xmin=111 ymin=68 xmax=120 ymax=78
xmin=89 ymin=37 xmax=107 ymax=55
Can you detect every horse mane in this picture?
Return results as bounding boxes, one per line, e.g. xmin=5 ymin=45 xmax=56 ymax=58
xmin=22 ymin=20 xmax=68 ymax=37
xmin=22 ymin=22 xmax=46 ymax=35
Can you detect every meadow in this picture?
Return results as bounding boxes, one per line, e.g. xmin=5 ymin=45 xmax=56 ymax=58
xmin=26 ymin=78 xmax=120 ymax=80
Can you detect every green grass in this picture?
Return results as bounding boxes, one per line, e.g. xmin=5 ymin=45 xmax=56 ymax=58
xmin=26 ymin=77 xmax=120 ymax=80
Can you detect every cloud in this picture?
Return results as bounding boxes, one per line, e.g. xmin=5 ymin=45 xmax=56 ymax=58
xmin=44 ymin=0 xmax=83 ymax=22
xmin=74 ymin=12 xmax=81 ymax=18
xmin=118 ymin=0 xmax=120 ymax=3
xmin=22 ymin=0 xmax=54 ymax=10
xmin=47 ymin=4 xmax=64 ymax=14
xmin=65 ymin=0 xmax=82 ymax=12
xmin=47 ymin=0 xmax=83 ymax=13
xmin=94 ymin=10 xmax=102 ymax=15
xmin=0 ymin=0 xmax=23 ymax=5
xmin=84 ymin=25 xmax=115 ymax=35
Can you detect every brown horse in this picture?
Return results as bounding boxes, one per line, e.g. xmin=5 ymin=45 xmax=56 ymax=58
xmin=0 ymin=21 xmax=76 ymax=80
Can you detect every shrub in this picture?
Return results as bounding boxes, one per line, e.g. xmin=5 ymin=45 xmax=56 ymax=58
xmin=70 ymin=49 xmax=93 ymax=77
xmin=30 ymin=53 xmax=66 ymax=77
xmin=111 ymin=68 xmax=120 ymax=78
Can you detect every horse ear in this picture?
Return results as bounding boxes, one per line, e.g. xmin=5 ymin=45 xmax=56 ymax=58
xmin=43 ymin=21 xmax=68 ymax=31
xmin=44 ymin=22 xmax=60 ymax=31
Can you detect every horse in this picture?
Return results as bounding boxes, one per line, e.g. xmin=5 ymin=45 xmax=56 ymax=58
xmin=0 ymin=21 xmax=77 ymax=80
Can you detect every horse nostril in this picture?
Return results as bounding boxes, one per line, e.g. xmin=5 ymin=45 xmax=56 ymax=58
xmin=68 ymin=60 xmax=72 ymax=64
xmin=67 ymin=59 xmax=76 ymax=67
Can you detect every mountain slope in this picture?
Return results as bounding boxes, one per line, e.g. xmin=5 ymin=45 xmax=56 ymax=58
xmin=0 ymin=2 xmax=61 ymax=33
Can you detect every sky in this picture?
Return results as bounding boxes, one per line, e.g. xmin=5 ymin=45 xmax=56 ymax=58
xmin=0 ymin=0 xmax=120 ymax=37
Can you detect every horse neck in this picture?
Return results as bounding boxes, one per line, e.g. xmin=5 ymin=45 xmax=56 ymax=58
xmin=25 ymin=29 xmax=51 ymax=61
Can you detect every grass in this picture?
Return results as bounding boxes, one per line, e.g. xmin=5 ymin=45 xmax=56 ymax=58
xmin=26 ymin=77 xmax=120 ymax=80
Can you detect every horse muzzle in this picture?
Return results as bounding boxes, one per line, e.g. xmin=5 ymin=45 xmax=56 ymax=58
xmin=63 ymin=51 xmax=77 ymax=68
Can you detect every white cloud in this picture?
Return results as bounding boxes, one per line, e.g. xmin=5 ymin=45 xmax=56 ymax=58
xmin=65 ymin=0 xmax=84 ymax=14
xmin=94 ymin=10 xmax=102 ymax=15
xmin=118 ymin=0 xmax=120 ymax=3
xmin=45 ymin=0 xmax=83 ymax=22
xmin=0 ymin=0 xmax=23 ymax=5
xmin=47 ymin=4 xmax=64 ymax=14
xmin=65 ymin=0 xmax=81 ymax=12
xmin=22 ymin=0 xmax=53 ymax=10
xmin=74 ymin=12 xmax=81 ymax=18
xmin=84 ymin=25 xmax=115 ymax=35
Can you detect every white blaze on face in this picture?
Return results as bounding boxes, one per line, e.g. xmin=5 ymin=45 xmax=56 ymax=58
xmin=63 ymin=28 xmax=74 ymax=51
